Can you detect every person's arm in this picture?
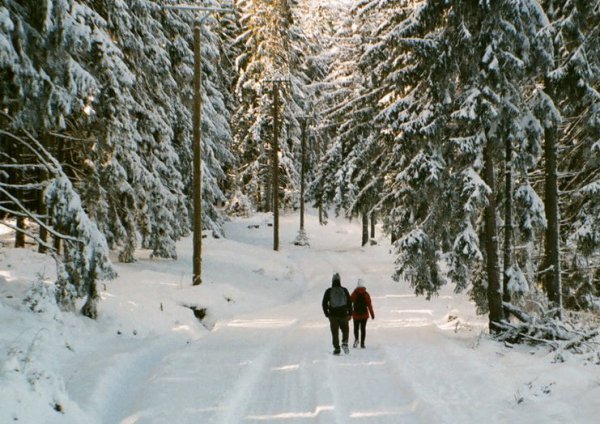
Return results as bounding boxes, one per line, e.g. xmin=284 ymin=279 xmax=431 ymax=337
xmin=322 ymin=289 xmax=330 ymax=317
xmin=367 ymin=292 xmax=375 ymax=319
xmin=350 ymin=289 xmax=357 ymax=303
xmin=345 ymin=288 xmax=353 ymax=316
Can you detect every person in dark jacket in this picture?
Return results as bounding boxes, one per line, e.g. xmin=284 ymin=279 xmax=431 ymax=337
xmin=322 ymin=272 xmax=352 ymax=355
xmin=350 ymin=279 xmax=375 ymax=348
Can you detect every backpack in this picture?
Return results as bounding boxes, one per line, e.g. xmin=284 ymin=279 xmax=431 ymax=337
xmin=354 ymin=292 xmax=368 ymax=314
xmin=329 ymin=286 xmax=347 ymax=308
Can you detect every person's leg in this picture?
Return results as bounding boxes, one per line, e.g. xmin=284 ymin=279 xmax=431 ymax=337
xmin=329 ymin=317 xmax=340 ymax=352
xmin=340 ymin=318 xmax=350 ymax=349
xmin=360 ymin=319 xmax=367 ymax=347
xmin=353 ymin=319 xmax=359 ymax=342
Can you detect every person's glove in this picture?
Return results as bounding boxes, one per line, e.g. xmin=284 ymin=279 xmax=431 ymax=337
xmin=324 ymin=312 xmax=329 ymax=318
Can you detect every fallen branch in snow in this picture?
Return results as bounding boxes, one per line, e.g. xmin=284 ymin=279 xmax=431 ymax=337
xmin=503 ymin=302 xmax=533 ymax=323
xmin=561 ymin=330 xmax=600 ymax=353
xmin=496 ymin=302 xmax=600 ymax=354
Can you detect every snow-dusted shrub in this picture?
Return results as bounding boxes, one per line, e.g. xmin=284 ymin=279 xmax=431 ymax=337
xmin=225 ymin=191 xmax=255 ymax=217
xmin=23 ymin=278 xmax=60 ymax=316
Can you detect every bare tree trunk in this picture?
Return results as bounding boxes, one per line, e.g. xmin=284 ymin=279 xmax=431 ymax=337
xmin=483 ymin=140 xmax=504 ymax=333
xmin=38 ymin=134 xmax=50 ymax=254
xmin=300 ymin=118 xmax=306 ymax=231
xmin=38 ymin=188 xmax=48 ymax=253
xmin=315 ymin=132 xmax=325 ymax=226
xmin=542 ymin=123 xmax=562 ymax=319
xmin=503 ymin=136 xmax=513 ymax=319
xmin=319 ymin=202 xmax=324 ymax=225
xmin=264 ymin=166 xmax=271 ymax=213
xmin=8 ymin=142 xmax=26 ymax=248
xmin=272 ymin=83 xmax=280 ymax=251
xmin=370 ymin=212 xmax=376 ymax=238
xmin=361 ymin=212 xmax=368 ymax=246
xmin=15 ymin=216 xmax=26 ymax=248
xmin=53 ymin=136 xmax=64 ymax=255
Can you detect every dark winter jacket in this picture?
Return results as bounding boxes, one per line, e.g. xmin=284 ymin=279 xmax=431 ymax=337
xmin=322 ymin=280 xmax=352 ymax=318
xmin=350 ymin=287 xmax=374 ymax=320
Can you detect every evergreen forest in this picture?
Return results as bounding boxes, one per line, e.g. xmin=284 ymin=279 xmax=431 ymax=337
xmin=1 ymin=0 xmax=598 ymax=342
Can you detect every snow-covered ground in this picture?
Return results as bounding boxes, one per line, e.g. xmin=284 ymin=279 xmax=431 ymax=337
xmin=1 ymin=210 xmax=598 ymax=423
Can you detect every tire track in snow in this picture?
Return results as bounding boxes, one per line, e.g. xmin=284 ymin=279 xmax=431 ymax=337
xmin=323 ymin=340 xmax=435 ymax=423
xmin=209 ymin=334 xmax=280 ymax=424
xmin=240 ymin=323 xmax=335 ymax=422
xmin=64 ymin=335 xmax=180 ymax=424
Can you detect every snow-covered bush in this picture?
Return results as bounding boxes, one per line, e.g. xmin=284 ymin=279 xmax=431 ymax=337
xmin=225 ymin=190 xmax=255 ymax=217
xmin=23 ymin=278 xmax=60 ymax=316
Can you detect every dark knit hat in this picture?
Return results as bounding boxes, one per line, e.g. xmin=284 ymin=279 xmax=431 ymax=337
xmin=332 ymin=272 xmax=341 ymax=286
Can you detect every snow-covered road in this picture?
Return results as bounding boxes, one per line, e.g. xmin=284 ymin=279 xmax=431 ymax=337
xmin=3 ymin=211 xmax=598 ymax=423
xmin=103 ymin=291 xmax=435 ymax=422
xmin=75 ymin=214 xmax=453 ymax=423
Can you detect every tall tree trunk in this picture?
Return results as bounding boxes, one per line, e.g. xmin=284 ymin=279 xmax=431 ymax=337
xmin=370 ymin=212 xmax=376 ymax=239
xmin=316 ymin=132 xmax=325 ymax=226
xmin=37 ymin=133 xmax=49 ymax=254
xmin=53 ymin=137 xmax=64 ymax=255
xmin=192 ymin=23 xmax=203 ymax=285
xmin=502 ymin=136 xmax=513 ymax=318
xmin=272 ymin=83 xmax=280 ymax=251
xmin=542 ymin=123 xmax=562 ymax=319
xmin=483 ymin=140 xmax=504 ymax=332
xmin=9 ymin=142 xmax=26 ymax=248
xmin=38 ymin=186 xmax=48 ymax=253
xmin=300 ymin=118 xmax=306 ymax=231
xmin=80 ymin=256 xmax=98 ymax=319
xmin=319 ymin=202 xmax=324 ymax=225
xmin=361 ymin=212 xmax=368 ymax=246
xmin=15 ymin=216 xmax=26 ymax=248
xmin=264 ymin=169 xmax=271 ymax=213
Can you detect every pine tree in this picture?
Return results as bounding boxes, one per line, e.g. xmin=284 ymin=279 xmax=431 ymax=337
xmin=351 ymin=0 xmax=554 ymax=331
xmin=78 ymin=0 xmax=234 ymax=260
xmin=311 ymin=2 xmax=379 ymax=223
xmin=232 ymin=0 xmax=307 ymax=213
xmin=1 ymin=0 xmax=115 ymax=316
xmin=1 ymin=0 xmax=236 ymax=314
xmin=538 ymin=0 xmax=600 ymax=311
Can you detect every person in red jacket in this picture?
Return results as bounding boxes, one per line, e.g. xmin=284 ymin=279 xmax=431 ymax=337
xmin=350 ymin=279 xmax=375 ymax=348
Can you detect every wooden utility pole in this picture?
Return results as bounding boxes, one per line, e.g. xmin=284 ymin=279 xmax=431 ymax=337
xmin=162 ymin=4 xmax=233 ymax=285
xmin=272 ymin=82 xmax=280 ymax=251
xmin=299 ymin=117 xmax=307 ymax=231
xmin=192 ymin=22 xmax=202 ymax=285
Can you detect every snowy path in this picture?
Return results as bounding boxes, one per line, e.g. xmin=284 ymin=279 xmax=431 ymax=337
xmin=79 ymin=216 xmax=439 ymax=423
xmin=52 ymin=212 xmax=598 ymax=424
xmin=94 ymin=221 xmax=437 ymax=423
xmin=109 ymin=278 xmax=435 ymax=423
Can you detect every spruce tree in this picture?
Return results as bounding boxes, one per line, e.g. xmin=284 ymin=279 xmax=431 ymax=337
xmin=351 ymin=0 xmax=554 ymax=331
xmin=232 ymin=0 xmax=307 ymax=213
xmin=538 ymin=0 xmax=600 ymax=311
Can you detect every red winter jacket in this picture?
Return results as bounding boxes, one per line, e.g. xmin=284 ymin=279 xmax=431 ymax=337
xmin=350 ymin=287 xmax=374 ymax=320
